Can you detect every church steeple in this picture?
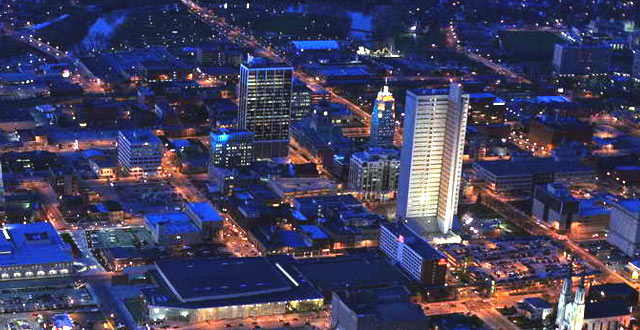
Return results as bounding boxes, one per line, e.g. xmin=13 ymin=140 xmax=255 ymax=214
xmin=571 ymin=276 xmax=587 ymax=330
xmin=574 ymin=276 xmax=586 ymax=305
xmin=556 ymin=273 xmax=573 ymax=328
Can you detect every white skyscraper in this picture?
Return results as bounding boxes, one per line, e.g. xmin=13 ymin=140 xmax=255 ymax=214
xmin=397 ymin=83 xmax=469 ymax=236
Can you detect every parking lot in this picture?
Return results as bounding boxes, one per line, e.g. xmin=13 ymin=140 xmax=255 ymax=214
xmin=86 ymin=227 xmax=155 ymax=250
xmin=0 ymin=280 xmax=96 ymax=314
xmin=1 ymin=311 xmax=107 ymax=330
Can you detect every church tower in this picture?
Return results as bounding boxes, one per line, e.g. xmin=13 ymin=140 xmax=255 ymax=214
xmin=571 ymin=277 xmax=587 ymax=330
xmin=556 ymin=274 xmax=573 ymax=328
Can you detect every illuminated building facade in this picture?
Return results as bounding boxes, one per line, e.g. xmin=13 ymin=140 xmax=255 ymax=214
xmin=379 ymin=222 xmax=447 ymax=286
xmin=238 ymin=58 xmax=293 ymax=159
xmin=209 ymin=128 xmax=254 ymax=169
xmin=0 ymin=222 xmax=73 ymax=280
xmin=117 ymin=129 xmax=163 ymax=176
xmin=397 ymin=83 xmax=469 ymax=235
xmin=143 ymin=256 xmax=323 ymax=323
xmin=370 ymin=84 xmax=395 ymax=147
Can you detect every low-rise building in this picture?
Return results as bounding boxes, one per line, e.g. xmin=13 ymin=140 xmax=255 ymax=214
xmin=89 ymin=158 xmax=117 ymax=179
xmin=379 ymin=222 xmax=447 ymax=286
xmin=468 ymin=93 xmax=506 ymax=125
xmin=268 ymin=177 xmax=337 ymax=200
xmin=88 ymin=201 xmax=125 ymax=223
xmin=516 ymin=297 xmax=553 ymax=321
xmin=529 ymin=116 xmax=593 ymax=148
xmin=532 ymin=183 xmax=610 ymax=240
xmin=553 ymin=43 xmax=612 ymax=75
xmin=0 ymin=222 xmax=73 ymax=280
xmin=184 ymin=202 xmax=224 ymax=241
xmin=473 ymin=157 xmax=593 ymax=196
xmin=142 ymin=256 xmax=323 ymax=323
xmin=331 ymin=286 xmax=428 ymax=330
xmin=144 ymin=212 xmax=202 ymax=246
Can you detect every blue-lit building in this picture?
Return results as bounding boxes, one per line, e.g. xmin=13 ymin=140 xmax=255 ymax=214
xmin=370 ymin=84 xmax=395 ymax=147
xmin=144 ymin=212 xmax=202 ymax=246
xmin=0 ymin=222 xmax=73 ymax=280
xmin=209 ymin=128 xmax=254 ymax=169
xmin=185 ymin=202 xmax=224 ymax=241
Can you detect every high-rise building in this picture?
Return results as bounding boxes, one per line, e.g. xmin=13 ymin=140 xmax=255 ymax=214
xmin=348 ymin=147 xmax=400 ymax=201
xmin=209 ymin=128 xmax=254 ymax=168
xmin=291 ymin=83 xmax=312 ymax=122
xmin=238 ymin=57 xmax=293 ymax=159
xmin=370 ymin=84 xmax=395 ymax=147
xmin=397 ymin=83 xmax=469 ymax=235
xmin=117 ymin=130 xmax=163 ymax=176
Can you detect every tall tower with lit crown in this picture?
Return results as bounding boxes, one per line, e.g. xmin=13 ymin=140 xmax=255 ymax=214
xmin=370 ymin=82 xmax=395 ymax=147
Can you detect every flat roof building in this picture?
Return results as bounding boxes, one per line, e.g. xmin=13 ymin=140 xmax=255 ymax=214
xmin=379 ymin=222 xmax=447 ymax=286
xmin=209 ymin=128 xmax=254 ymax=169
xmin=607 ymin=200 xmax=640 ymax=256
xmin=117 ymin=130 xmax=163 ymax=176
xmin=0 ymin=222 xmax=73 ymax=280
xmin=142 ymin=256 xmax=323 ymax=323
xmin=144 ymin=212 xmax=202 ymax=246
xmin=184 ymin=202 xmax=224 ymax=241
xmin=473 ymin=158 xmax=593 ymax=196
xmin=331 ymin=286 xmax=428 ymax=330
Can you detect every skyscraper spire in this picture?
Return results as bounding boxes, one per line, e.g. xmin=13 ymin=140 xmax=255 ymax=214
xmin=370 ymin=82 xmax=395 ymax=148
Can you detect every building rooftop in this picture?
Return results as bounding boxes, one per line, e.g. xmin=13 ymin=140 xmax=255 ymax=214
xmin=299 ymin=225 xmax=329 ymax=240
xmin=381 ymin=222 xmax=445 ymax=261
xmin=617 ymin=200 xmax=640 ymax=213
xmin=584 ymin=301 xmax=630 ymax=319
xmin=0 ymin=222 xmax=72 ymax=267
xmin=144 ymin=212 xmax=199 ymax=235
xmin=352 ymin=147 xmax=400 ymax=162
xmin=119 ymin=129 xmax=161 ymax=144
xmin=588 ymin=283 xmax=637 ymax=300
xmin=291 ymin=40 xmax=340 ymax=51
xmin=474 ymin=158 xmax=593 ymax=177
xmin=185 ymin=202 xmax=223 ymax=223
xmin=522 ymin=297 xmax=552 ymax=309
xmin=408 ymin=88 xmax=449 ymax=96
xmin=295 ymin=255 xmax=410 ymax=296
xmin=143 ymin=256 xmax=322 ymax=308
xmin=334 ymin=286 xmax=427 ymax=324
xmin=242 ymin=57 xmax=292 ymax=70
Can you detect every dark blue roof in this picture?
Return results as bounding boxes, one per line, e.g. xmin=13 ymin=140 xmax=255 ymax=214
xmin=475 ymin=158 xmax=592 ymax=177
xmin=145 ymin=256 xmax=322 ymax=308
xmin=585 ymin=301 xmax=630 ymax=319
xmin=523 ymin=297 xmax=552 ymax=309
